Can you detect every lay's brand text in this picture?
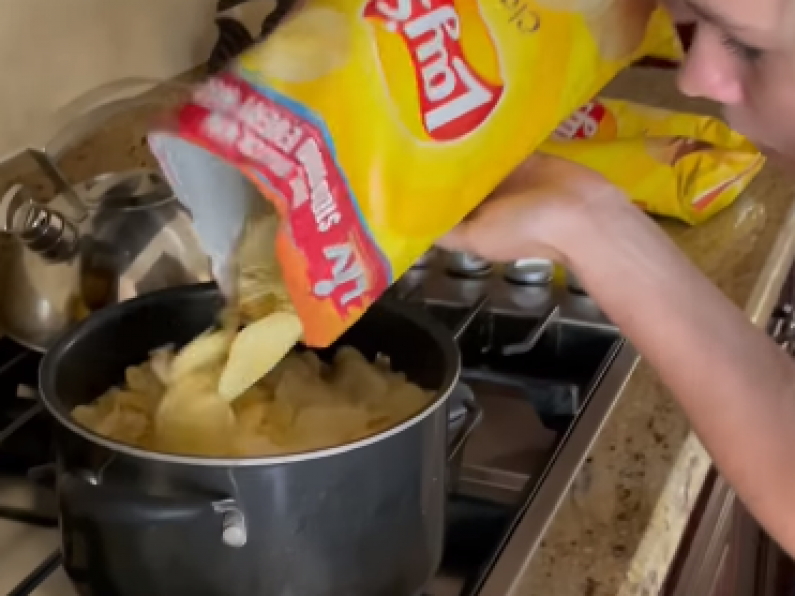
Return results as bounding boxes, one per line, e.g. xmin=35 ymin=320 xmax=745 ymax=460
xmin=363 ymin=0 xmax=506 ymax=141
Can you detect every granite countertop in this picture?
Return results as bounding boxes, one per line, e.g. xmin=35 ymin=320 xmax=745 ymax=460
xmin=1 ymin=67 xmax=794 ymax=596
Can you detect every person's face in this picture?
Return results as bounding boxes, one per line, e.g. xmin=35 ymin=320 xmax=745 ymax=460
xmin=677 ymin=0 xmax=795 ymax=162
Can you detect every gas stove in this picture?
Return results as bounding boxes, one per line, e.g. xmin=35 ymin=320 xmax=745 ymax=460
xmin=0 ymin=251 xmax=638 ymax=596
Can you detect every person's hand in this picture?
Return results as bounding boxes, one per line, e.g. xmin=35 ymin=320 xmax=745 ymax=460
xmin=437 ymin=153 xmax=625 ymax=265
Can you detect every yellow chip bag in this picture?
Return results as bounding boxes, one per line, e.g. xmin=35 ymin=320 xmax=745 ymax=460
xmin=541 ymin=98 xmax=765 ymax=225
xmin=150 ymin=0 xmax=680 ymax=347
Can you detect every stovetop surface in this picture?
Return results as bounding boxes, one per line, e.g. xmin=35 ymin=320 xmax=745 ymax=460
xmin=0 ymin=251 xmax=628 ymax=596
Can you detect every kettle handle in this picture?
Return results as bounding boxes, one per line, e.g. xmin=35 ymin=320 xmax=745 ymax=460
xmin=29 ymin=78 xmax=191 ymax=220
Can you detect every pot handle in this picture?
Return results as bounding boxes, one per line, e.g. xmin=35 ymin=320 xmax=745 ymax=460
xmin=448 ymin=392 xmax=482 ymax=463
xmin=58 ymin=470 xmax=248 ymax=548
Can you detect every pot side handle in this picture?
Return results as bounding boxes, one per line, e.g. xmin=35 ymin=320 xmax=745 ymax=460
xmin=58 ymin=471 xmax=248 ymax=548
xmin=448 ymin=391 xmax=483 ymax=463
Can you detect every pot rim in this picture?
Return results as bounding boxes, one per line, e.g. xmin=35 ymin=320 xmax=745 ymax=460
xmin=39 ymin=283 xmax=461 ymax=467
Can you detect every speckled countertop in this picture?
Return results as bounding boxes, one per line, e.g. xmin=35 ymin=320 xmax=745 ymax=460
xmin=1 ymin=67 xmax=794 ymax=596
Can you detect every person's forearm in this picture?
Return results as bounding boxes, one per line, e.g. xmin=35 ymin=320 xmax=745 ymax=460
xmin=563 ymin=192 xmax=795 ymax=555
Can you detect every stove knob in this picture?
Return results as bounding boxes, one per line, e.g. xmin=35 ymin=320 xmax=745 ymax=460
xmin=446 ymin=252 xmax=492 ymax=277
xmin=504 ymin=258 xmax=553 ymax=285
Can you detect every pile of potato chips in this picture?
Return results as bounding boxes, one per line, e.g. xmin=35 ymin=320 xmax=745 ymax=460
xmin=72 ymin=338 xmax=433 ymax=458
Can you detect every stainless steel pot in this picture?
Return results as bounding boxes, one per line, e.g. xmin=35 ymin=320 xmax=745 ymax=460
xmin=0 ymin=79 xmax=209 ymax=352
xmin=39 ymin=284 xmax=474 ymax=596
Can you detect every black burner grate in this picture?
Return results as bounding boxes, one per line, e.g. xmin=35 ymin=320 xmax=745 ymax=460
xmin=0 ymin=337 xmax=63 ymax=595
xmin=7 ymin=550 xmax=63 ymax=596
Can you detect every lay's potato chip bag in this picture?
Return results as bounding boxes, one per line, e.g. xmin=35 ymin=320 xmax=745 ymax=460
xmin=541 ymin=98 xmax=765 ymax=224
xmin=149 ymin=0 xmax=681 ymax=347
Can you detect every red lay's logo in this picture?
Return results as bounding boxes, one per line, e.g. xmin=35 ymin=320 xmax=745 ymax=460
xmin=363 ymin=0 xmax=504 ymax=142
xmin=553 ymin=101 xmax=617 ymax=141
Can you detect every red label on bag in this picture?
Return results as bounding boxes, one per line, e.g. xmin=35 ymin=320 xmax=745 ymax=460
xmin=173 ymin=75 xmax=391 ymax=334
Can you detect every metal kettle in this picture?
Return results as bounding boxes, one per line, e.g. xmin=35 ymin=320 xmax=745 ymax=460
xmin=0 ymin=80 xmax=211 ymax=351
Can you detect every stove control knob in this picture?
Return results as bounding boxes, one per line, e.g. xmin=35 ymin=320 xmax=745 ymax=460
xmin=504 ymin=259 xmax=553 ymax=285
xmin=446 ymin=252 xmax=492 ymax=277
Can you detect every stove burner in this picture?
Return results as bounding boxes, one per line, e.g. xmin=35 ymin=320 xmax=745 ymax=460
xmin=446 ymin=252 xmax=492 ymax=278
xmin=503 ymin=259 xmax=553 ymax=286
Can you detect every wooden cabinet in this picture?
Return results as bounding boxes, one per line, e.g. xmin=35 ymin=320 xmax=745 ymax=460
xmin=662 ymin=471 xmax=762 ymax=596
xmin=710 ymin=529 xmax=734 ymax=596
xmin=662 ymin=468 xmax=794 ymax=596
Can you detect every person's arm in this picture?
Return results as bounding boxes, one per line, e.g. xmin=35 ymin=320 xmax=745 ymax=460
xmin=560 ymin=189 xmax=795 ymax=555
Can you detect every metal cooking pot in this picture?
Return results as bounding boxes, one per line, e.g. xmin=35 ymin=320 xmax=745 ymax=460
xmin=40 ymin=283 xmax=475 ymax=596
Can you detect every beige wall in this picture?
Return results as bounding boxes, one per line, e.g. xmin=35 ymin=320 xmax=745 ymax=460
xmin=0 ymin=0 xmax=274 ymax=160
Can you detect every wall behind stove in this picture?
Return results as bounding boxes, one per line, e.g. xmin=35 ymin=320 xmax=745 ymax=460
xmin=0 ymin=0 xmax=272 ymax=161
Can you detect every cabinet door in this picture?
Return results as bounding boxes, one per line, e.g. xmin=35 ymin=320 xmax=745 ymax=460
xmin=663 ymin=473 xmax=738 ymax=596
xmin=707 ymin=535 xmax=734 ymax=596
xmin=664 ymin=473 xmax=763 ymax=596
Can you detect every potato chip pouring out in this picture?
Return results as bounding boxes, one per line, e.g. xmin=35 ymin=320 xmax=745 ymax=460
xmin=150 ymin=309 xmax=303 ymax=454
xmin=145 ymin=203 xmax=306 ymax=446
xmin=218 ymin=311 xmax=304 ymax=401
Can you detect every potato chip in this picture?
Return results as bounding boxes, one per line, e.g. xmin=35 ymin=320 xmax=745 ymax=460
xmin=330 ymin=346 xmax=389 ymax=403
xmin=155 ymin=388 xmax=236 ymax=456
xmin=148 ymin=347 xmax=174 ymax=386
xmin=169 ymin=329 xmax=232 ymax=383
xmin=233 ymin=394 xmax=269 ymax=432
xmin=125 ymin=365 xmax=164 ymax=399
xmin=218 ymin=311 xmax=304 ymax=401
